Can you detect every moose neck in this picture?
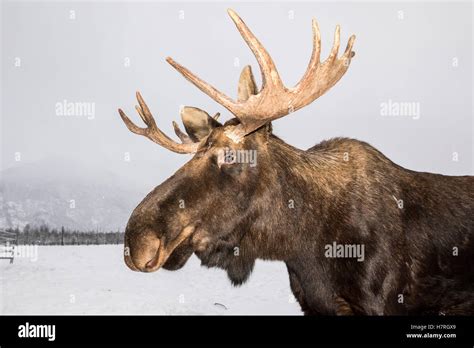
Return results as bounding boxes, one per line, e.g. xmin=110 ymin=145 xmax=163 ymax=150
xmin=248 ymin=135 xmax=344 ymax=262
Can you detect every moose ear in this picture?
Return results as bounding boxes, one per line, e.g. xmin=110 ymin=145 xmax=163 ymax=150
xmin=237 ymin=65 xmax=257 ymax=102
xmin=180 ymin=107 xmax=221 ymax=141
xmin=238 ymin=65 xmax=272 ymax=137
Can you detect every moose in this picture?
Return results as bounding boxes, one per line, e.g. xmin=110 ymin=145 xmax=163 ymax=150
xmin=118 ymin=9 xmax=474 ymax=315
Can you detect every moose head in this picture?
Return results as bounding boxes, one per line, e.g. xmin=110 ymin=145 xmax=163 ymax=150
xmin=119 ymin=9 xmax=355 ymax=285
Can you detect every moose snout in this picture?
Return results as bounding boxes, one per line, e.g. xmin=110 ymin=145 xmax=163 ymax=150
xmin=124 ymin=230 xmax=161 ymax=272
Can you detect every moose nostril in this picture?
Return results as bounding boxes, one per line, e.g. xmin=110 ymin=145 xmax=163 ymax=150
xmin=145 ymin=258 xmax=156 ymax=269
xmin=143 ymin=239 xmax=161 ymax=272
xmin=145 ymin=249 xmax=161 ymax=270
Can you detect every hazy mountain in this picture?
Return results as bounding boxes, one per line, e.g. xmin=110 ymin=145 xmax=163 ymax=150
xmin=0 ymin=158 xmax=147 ymax=231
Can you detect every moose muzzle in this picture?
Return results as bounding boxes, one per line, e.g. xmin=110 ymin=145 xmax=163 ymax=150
xmin=124 ymin=225 xmax=196 ymax=272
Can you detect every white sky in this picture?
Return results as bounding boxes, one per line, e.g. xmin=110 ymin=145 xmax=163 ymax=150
xmin=1 ymin=1 xmax=472 ymax=188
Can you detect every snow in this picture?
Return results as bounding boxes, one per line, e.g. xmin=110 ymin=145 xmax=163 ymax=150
xmin=0 ymin=245 xmax=302 ymax=315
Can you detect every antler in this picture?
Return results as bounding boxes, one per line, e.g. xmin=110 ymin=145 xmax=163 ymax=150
xmin=118 ymin=92 xmax=200 ymax=154
xmin=166 ymin=9 xmax=356 ymax=136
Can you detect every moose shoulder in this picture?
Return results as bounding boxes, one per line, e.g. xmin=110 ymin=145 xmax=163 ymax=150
xmin=118 ymin=9 xmax=474 ymax=315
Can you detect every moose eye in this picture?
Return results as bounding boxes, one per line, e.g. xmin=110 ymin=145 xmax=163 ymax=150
xmin=220 ymin=162 xmax=244 ymax=176
xmin=214 ymin=150 xmax=245 ymax=176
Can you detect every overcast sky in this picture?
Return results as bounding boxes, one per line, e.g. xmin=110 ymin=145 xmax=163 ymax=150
xmin=1 ymin=1 xmax=472 ymax=189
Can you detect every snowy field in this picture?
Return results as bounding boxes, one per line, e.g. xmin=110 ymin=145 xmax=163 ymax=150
xmin=0 ymin=245 xmax=302 ymax=315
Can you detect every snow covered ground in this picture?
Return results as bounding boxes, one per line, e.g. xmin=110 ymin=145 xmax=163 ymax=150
xmin=0 ymin=245 xmax=302 ymax=315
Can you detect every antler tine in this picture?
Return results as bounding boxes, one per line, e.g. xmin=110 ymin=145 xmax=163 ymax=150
xmin=327 ymin=25 xmax=340 ymax=62
xmin=227 ymin=9 xmax=283 ymax=89
xmin=118 ymin=92 xmax=200 ymax=154
xmin=344 ymin=34 xmax=356 ymax=59
xmin=166 ymin=57 xmax=238 ymax=116
xmin=118 ymin=108 xmax=147 ymax=136
xmin=136 ymin=92 xmax=158 ymax=128
xmin=295 ymin=19 xmax=322 ymax=95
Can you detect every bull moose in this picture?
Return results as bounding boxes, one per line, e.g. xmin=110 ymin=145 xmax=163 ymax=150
xmin=118 ymin=9 xmax=474 ymax=315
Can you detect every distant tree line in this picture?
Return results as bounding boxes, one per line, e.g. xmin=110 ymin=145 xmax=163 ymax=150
xmin=3 ymin=224 xmax=125 ymax=245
